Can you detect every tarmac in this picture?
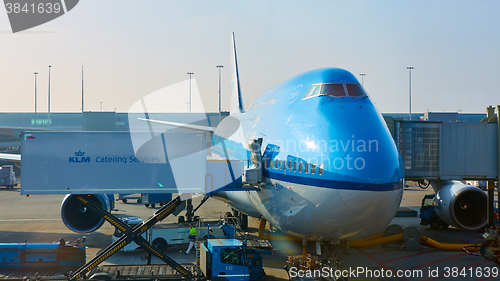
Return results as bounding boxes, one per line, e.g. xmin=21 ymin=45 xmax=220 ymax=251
xmin=0 ymin=181 xmax=497 ymax=280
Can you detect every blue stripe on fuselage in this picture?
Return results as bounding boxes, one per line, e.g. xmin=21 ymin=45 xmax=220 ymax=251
xmin=264 ymin=170 xmax=403 ymax=191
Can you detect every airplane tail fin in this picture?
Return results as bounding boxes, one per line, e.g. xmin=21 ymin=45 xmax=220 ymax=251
xmin=230 ymin=32 xmax=244 ymax=115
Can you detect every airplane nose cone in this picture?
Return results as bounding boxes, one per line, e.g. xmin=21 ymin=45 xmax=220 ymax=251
xmin=315 ymin=99 xmax=404 ymax=238
xmin=318 ymin=100 xmax=404 ymax=186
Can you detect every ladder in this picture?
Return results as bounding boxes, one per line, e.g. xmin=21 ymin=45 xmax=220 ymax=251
xmin=68 ymin=195 xmax=194 ymax=281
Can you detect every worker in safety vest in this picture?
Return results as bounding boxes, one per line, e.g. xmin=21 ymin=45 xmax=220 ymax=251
xmin=185 ymin=224 xmax=197 ymax=254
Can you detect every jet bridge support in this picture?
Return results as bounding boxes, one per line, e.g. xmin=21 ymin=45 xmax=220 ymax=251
xmin=68 ymin=195 xmax=194 ymax=281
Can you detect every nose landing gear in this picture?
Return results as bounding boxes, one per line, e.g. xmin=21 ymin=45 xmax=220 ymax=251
xmin=284 ymin=239 xmax=347 ymax=281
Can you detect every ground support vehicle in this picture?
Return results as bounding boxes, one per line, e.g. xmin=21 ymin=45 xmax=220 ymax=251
xmin=117 ymin=193 xmax=142 ymax=204
xmin=420 ymin=194 xmax=449 ymax=229
xmin=62 ymin=195 xmax=271 ymax=281
xmin=141 ymin=193 xmax=173 ymax=208
xmin=0 ymin=237 xmax=86 ymax=279
xmin=200 ymin=239 xmax=268 ymax=281
xmin=113 ymin=216 xmax=227 ymax=252
xmin=0 ymin=165 xmax=16 ymax=188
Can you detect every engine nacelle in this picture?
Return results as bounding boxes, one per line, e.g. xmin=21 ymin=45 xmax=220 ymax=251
xmin=434 ymin=182 xmax=487 ymax=230
xmin=61 ymin=194 xmax=112 ymax=233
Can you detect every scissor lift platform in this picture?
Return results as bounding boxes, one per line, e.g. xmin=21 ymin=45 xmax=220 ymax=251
xmin=67 ymin=195 xmax=196 ymax=281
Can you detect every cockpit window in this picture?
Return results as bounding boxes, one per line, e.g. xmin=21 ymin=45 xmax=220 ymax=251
xmin=303 ymin=83 xmax=367 ymax=99
xmin=303 ymin=85 xmax=318 ymax=99
xmin=320 ymin=84 xmax=345 ymax=97
xmin=345 ymin=84 xmax=366 ymax=97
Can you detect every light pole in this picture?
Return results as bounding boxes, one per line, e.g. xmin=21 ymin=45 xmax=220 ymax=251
xmin=34 ymin=72 xmax=38 ymax=113
xmin=81 ymin=63 xmax=84 ymax=113
xmin=48 ymin=65 xmax=51 ymax=126
xmin=216 ymin=65 xmax=223 ymax=123
xmin=407 ymin=66 xmax=414 ymax=121
xmin=187 ymin=72 xmax=194 ymax=113
xmin=359 ymin=73 xmax=366 ymax=86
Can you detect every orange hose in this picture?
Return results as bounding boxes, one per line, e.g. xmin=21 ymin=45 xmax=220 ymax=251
xmin=360 ymin=233 xmax=385 ymax=241
xmin=419 ymin=235 xmax=480 ymax=251
xmin=350 ymin=234 xmax=403 ymax=248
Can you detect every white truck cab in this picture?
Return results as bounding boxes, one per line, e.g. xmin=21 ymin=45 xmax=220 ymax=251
xmin=112 ymin=216 xmax=227 ymax=252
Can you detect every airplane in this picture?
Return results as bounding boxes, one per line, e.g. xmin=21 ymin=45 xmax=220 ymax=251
xmin=141 ymin=33 xmax=405 ymax=244
xmin=0 ymin=33 xmax=486 ymax=264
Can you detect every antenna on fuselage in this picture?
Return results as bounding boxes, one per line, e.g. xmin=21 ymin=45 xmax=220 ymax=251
xmin=230 ymin=32 xmax=244 ymax=115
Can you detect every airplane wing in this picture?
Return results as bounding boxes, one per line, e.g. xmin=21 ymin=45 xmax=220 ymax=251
xmin=0 ymin=153 xmax=21 ymax=168
xmin=0 ymin=153 xmax=21 ymax=162
xmin=137 ymin=118 xmax=215 ymax=133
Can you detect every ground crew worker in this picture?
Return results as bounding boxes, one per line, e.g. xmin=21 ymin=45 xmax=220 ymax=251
xmin=185 ymin=224 xmax=197 ymax=254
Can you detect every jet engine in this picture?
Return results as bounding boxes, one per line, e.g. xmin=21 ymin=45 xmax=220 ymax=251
xmin=433 ymin=181 xmax=487 ymax=230
xmin=60 ymin=194 xmax=113 ymax=233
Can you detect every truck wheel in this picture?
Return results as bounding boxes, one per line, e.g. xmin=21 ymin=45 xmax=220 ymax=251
xmin=145 ymin=204 xmax=149 ymax=207
xmin=430 ymin=219 xmax=440 ymax=230
xmin=152 ymin=238 xmax=168 ymax=252
xmin=122 ymin=199 xmax=127 ymax=204
xmin=240 ymin=214 xmax=248 ymax=231
xmin=137 ymin=198 xmax=142 ymax=204
xmin=151 ymin=203 xmax=156 ymax=208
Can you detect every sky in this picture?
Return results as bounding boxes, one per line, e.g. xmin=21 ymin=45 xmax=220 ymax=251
xmin=0 ymin=0 xmax=499 ymax=114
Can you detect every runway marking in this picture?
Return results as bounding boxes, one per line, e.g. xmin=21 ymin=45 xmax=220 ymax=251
xmin=382 ymin=249 xmax=437 ymax=264
xmin=356 ymin=248 xmax=410 ymax=281
xmin=277 ymin=240 xmax=294 ymax=255
xmin=405 ymin=252 xmax=468 ymax=270
xmin=370 ymin=248 xmax=398 ymax=255
xmin=0 ymin=219 xmax=60 ymax=221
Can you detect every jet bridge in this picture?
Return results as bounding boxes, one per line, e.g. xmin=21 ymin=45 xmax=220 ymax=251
xmin=394 ymin=121 xmax=498 ymax=181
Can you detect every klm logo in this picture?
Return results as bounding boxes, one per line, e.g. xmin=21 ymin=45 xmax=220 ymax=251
xmin=69 ymin=150 xmax=90 ymax=163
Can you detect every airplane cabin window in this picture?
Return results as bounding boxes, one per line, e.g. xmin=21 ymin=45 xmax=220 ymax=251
xmin=319 ymin=163 xmax=324 ymax=175
xmin=320 ymin=84 xmax=345 ymax=97
xmin=274 ymin=159 xmax=278 ymax=169
xmin=311 ymin=163 xmax=316 ymax=174
xmin=298 ymin=162 xmax=303 ymax=173
xmin=303 ymin=85 xmax=318 ymax=99
xmin=293 ymin=161 xmax=297 ymax=172
xmin=345 ymin=84 xmax=366 ymax=97
xmin=305 ymin=162 xmax=309 ymax=174
xmin=288 ymin=160 xmax=292 ymax=171
xmin=281 ymin=160 xmax=284 ymax=170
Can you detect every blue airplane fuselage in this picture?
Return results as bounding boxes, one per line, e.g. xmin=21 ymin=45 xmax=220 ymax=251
xmin=212 ymin=68 xmax=404 ymax=241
